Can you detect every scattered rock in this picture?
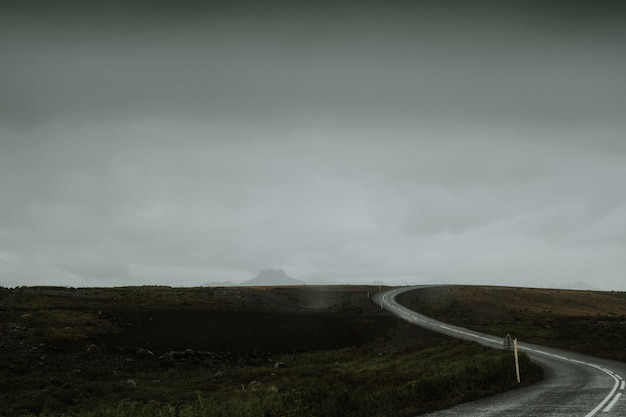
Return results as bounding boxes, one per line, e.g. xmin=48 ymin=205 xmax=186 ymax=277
xmin=85 ymin=344 xmax=99 ymax=353
xmin=135 ymin=348 xmax=154 ymax=358
xmin=274 ymin=361 xmax=289 ymax=369
xmin=124 ymin=378 xmax=137 ymax=388
xmin=159 ymin=351 xmax=175 ymax=364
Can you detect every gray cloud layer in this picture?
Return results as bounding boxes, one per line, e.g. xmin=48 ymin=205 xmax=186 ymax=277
xmin=1 ymin=2 xmax=625 ymax=289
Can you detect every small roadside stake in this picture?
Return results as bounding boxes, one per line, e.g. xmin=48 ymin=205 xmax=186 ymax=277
xmin=514 ymin=338 xmax=521 ymax=383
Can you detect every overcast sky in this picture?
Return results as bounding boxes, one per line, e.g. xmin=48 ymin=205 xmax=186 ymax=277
xmin=1 ymin=1 xmax=625 ymax=289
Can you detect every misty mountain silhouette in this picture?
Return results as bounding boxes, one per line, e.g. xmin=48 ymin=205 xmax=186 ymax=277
xmin=241 ymin=269 xmax=304 ymax=286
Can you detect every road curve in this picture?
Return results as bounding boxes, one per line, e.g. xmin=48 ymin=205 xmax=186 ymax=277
xmin=373 ymin=286 xmax=626 ymax=417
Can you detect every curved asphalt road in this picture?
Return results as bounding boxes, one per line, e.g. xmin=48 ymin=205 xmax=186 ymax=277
xmin=373 ymin=286 xmax=626 ymax=417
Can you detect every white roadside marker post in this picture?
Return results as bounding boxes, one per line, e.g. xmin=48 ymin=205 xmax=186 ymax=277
xmin=514 ymin=338 xmax=521 ymax=383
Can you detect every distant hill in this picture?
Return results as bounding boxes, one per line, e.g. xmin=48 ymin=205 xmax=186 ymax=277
xmin=241 ymin=269 xmax=304 ymax=286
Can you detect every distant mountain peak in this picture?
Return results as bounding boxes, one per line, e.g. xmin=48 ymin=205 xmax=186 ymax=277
xmin=241 ymin=269 xmax=304 ymax=286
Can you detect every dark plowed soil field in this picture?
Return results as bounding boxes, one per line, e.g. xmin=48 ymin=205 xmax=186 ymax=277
xmin=102 ymin=308 xmax=390 ymax=354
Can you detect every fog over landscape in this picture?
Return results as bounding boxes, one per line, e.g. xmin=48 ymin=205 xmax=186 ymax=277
xmin=1 ymin=1 xmax=625 ymax=290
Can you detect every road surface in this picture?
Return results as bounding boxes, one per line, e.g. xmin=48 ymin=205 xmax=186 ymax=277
xmin=372 ymin=286 xmax=626 ymax=416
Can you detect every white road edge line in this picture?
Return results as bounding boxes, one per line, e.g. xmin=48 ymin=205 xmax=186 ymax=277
xmin=603 ymin=393 xmax=622 ymax=413
xmin=516 ymin=350 xmax=621 ymax=417
xmin=378 ymin=287 xmax=623 ymax=417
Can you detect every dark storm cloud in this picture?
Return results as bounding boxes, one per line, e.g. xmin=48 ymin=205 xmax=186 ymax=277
xmin=1 ymin=1 xmax=625 ymax=288
xmin=4 ymin=1 xmax=625 ymax=127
